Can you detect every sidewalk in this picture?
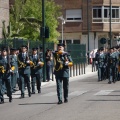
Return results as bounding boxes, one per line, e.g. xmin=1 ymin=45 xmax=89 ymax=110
xmin=41 ymin=64 xmax=96 ymax=88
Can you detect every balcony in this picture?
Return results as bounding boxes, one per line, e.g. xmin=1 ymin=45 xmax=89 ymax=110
xmin=92 ymin=0 xmax=120 ymax=5
xmin=93 ymin=18 xmax=120 ymax=23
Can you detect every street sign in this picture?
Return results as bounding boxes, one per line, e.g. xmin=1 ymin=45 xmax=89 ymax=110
xmin=100 ymin=38 xmax=106 ymax=44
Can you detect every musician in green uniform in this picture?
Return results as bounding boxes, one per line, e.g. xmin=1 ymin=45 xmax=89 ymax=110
xmin=97 ymin=47 xmax=106 ymax=81
xmin=53 ymin=43 xmax=73 ymax=104
xmin=30 ymin=48 xmax=44 ymax=94
xmin=10 ymin=48 xmax=18 ymax=93
xmin=108 ymin=47 xmax=118 ymax=84
xmin=18 ymin=45 xmax=31 ymax=98
xmin=0 ymin=47 xmax=15 ymax=103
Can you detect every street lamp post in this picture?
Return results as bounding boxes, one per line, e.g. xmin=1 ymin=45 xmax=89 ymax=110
xmin=58 ymin=16 xmax=65 ymax=43
xmin=109 ymin=0 xmax=112 ymax=48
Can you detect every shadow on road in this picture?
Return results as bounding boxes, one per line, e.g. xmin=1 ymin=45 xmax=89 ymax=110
xmin=19 ymin=102 xmax=57 ymax=105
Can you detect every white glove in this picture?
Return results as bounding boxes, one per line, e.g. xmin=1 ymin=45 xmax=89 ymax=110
xmin=95 ymin=61 xmax=98 ymax=64
xmin=26 ymin=60 xmax=30 ymax=63
xmin=65 ymin=61 xmax=69 ymax=66
xmin=38 ymin=62 xmax=42 ymax=65
xmin=10 ymin=70 xmax=13 ymax=72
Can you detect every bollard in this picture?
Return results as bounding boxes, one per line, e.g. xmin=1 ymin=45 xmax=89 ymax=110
xmin=73 ymin=64 xmax=75 ymax=76
xmin=70 ymin=67 xmax=72 ymax=77
xmin=79 ymin=63 xmax=80 ymax=75
xmin=84 ymin=63 xmax=85 ymax=74
xmin=76 ymin=64 xmax=77 ymax=76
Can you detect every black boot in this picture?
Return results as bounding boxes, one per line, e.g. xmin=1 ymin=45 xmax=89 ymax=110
xmin=57 ymin=100 xmax=62 ymax=105
xmin=28 ymin=92 xmax=31 ymax=97
xmin=21 ymin=93 xmax=24 ymax=98
xmin=0 ymin=98 xmax=4 ymax=104
xmin=9 ymin=96 xmax=12 ymax=102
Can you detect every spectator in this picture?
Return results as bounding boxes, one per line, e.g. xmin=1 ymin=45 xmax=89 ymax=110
xmin=45 ymin=49 xmax=52 ymax=82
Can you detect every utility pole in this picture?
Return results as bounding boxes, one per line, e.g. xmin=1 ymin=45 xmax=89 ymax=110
xmin=42 ymin=0 xmax=46 ymax=82
xmin=87 ymin=0 xmax=90 ymax=64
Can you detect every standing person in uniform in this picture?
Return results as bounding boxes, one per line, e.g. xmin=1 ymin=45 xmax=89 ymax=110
xmin=0 ymin=47 xmax=15 ymax=103
xmin=108 ymin=47 xmax=118 ymax=84
xmin=17 ymin=45 xmax=32 ymax=98
xmin=53 ymin=43 xmax=73 ymax=104
xmin=45 ymin=49 xmax=52 ymax=82
xmin=30 ymin=48 xmax=44 ymax=94
xmin=10 ymin=48 xmax=18 ymax=93
xmin=97 ymin=47 xmax=106 ymax=81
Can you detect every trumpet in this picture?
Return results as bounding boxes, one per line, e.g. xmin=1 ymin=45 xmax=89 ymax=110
xmin=30 ymin=60 xmax=44 ymax=69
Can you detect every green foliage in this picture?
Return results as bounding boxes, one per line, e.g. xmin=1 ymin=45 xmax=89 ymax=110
xmin=10 ymin=0 xmax=61 ymax=42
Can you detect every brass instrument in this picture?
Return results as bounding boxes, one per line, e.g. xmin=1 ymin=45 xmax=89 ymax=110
xmin=30 ymin=59 xmax=44 ymax=69
xmin=0 ymin=66 xmax=6 ymax=73
xmin=53 ymin=51 xmax=63 ymax=71
xmin=11 ymin=66 xmax=15 ymax=71
xmin=17 ymin=57 xmax=26 ymax=68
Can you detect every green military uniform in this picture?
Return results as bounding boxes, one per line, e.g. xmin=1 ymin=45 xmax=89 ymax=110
xmin=53 ymin=43 xmax=73 ymax=104
xmin=0 ymin=47 xmax=14 ymax=103
xmin=108 ymin=48 xmax=118 ymax=84
xmin=18 ymin=45 xmax=31 ymax=98
xmin=10 ymin=48 xmax=18 ymax=92
xmin=97 ymin=47 xmax=106 ymax=81
xmin=30 ymin=48 xmax=43 ymax=94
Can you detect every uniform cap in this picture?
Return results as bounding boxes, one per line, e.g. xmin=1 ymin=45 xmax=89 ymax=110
xmin=32 ymin=47 xmax=38 ymax=51
xmin=99 ymin=47 xmax=104 ymax=51
xmin=21 ymin=45 xmax=28 ymax=49
xmin=57 ymin=43 xmax=65 ymax=47
xmin=1 ymin=47 xmax=8 ymax=52
xmin=115 ymin=46 xmax=119 ymax=49
xmin=10 ymin=48 xmax=17 ymax=51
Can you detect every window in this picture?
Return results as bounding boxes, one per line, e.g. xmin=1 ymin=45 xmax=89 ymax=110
xmin=112 ymin=7 xmax=119 ymax=18
xmin=104 ymin=7 xmax=109 ymax=18
xmin=66 ymin=40 xmax=72 ymax=44
xmin=93 ymin=7 xmax=102 ymax=18
xmin=93 ymin=6 xmax=120 ymax=23
xmin=73 ymin=40 xmax=80 ymax=44
xmin=66 ymin=9 xmax=82 ymax=21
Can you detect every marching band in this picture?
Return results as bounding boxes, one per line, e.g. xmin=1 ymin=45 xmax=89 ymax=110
xmin=0 ymin=43 xmax=73 ymax=104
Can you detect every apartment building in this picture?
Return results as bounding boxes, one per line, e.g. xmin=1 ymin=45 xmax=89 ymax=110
xmin=55 ymin=0 xmax=120 ymax=51
xmin=0 ymin=0 xmax=9 ymax=39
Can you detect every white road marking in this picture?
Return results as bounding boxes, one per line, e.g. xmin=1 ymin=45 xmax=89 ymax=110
xmin=94 ymin=90 xmax=114 ymax=96
xmin=69 ymin=91 xmax=87 ymax=96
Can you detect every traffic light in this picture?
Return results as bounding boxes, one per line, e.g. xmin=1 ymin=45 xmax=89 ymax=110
xmin=40 ymin=26 xmax=49 ymax=38
xmin=45 ymin=27 xmax=49 ymax=38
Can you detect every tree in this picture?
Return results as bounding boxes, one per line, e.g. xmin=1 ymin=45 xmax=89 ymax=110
xmin=10 ymin=0 xmax=61 ymax=42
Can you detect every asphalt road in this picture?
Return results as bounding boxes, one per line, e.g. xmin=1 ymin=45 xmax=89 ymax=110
xmin=1 ymin=72 xmax=120 ymax=120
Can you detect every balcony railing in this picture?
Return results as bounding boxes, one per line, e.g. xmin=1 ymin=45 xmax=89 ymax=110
xmin=93 ymin=18 xmax=120 ymax=23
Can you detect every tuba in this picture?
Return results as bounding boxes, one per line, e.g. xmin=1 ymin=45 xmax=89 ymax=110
xmin=53 ymin=51 xmax=63 ymax=71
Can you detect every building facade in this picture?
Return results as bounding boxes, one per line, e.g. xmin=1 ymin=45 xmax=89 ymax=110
xmin=55 ymin=0 xmax=120 ymax=51
xmin=0 ymin=0 xmax=9 ymax=39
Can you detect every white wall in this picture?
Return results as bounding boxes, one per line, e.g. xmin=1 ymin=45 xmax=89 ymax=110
xmin=81 ymin=32 xmax=98 ymax=52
